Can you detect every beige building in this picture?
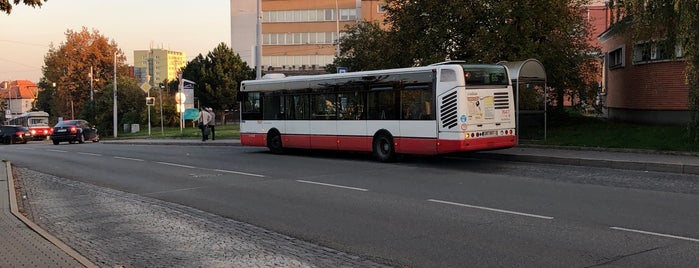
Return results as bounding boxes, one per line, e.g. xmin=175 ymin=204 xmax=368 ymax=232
xmin=133 ymin=49 xmax=186 ymax=84
xmin=230 ymin=0 xmax=387 ymax=73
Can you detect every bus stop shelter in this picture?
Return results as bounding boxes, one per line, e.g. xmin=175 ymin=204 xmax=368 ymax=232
xmin=497 ymin=59 xmax=547 ymax=141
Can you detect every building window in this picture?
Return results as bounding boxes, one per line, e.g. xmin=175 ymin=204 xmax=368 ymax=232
xmin=608 ymin=46 xmax=624 ymax=69
xmin=263 ymin=9 xmax=356 ymax=23
xmin=633 ymin=40 xmax=678 ymax=63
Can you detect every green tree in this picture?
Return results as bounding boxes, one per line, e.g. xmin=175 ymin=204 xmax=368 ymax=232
xmin=329 ymin=21 xmax=407 ymax=72
xmin=336 ymin=0 xmax=599 ymax=110
xmin=182 ymin=42 xmax=253 ymax=124
xmin=0 ymin=0 xmax=46 ymax=14
xmin=616 ymin=0 xmax=699 ymax=141
xmin=92 ymin=77 xmax=146 ymax=135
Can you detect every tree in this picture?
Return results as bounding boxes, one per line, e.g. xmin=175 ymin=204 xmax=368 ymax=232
xmin=329 ymin=21 xmax=407 ymax=72
xmin=91 ymin=77 xmax=146 ymax=135
xmin=181 ymin=42 xmax=253 ymax=124
xmin=336 ymin=0 xmax=599 ymax=110
xmin=0 ymin=0 xmax=46 ymax=14
xmin=40 ymin=27 xmax=131 ymax=131
xmin=616 ymin=0 xmax=699 ymax=141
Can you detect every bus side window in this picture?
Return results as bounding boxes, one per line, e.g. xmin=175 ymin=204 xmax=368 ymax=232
xmin=263 ymin=94 xmax=283 ymax=120
xmin=242 ymin=92 xmax=261 ymax=113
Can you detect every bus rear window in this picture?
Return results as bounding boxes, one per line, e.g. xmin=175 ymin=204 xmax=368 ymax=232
xmin=462 ymin=65 xmax=509 ymax=86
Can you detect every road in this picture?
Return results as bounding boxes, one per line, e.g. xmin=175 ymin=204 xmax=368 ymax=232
xmin=2 ymin=141 xmax=698 ymax=267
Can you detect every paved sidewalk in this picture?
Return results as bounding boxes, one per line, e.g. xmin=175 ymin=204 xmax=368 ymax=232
xmin=0 ymin=161 xmax=95 ymax=267
xmin=103 ymin=138 xmax=699 ymax=175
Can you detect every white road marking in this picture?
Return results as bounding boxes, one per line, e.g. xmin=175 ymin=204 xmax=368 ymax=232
xmin=610 ymin=227 xmax=699 ymax=243
xmin=214 ymin=169 xmax=265 ymax=178
xmin=77 ymin=152 xmax=102 ymax=156
xmin=296 ymin=180 xmax=369 ymax=192
xmin=156 ymin=161 xmax=195 ymax=169
xmin=144 ymin=186 xmax=209 ymax=195
xmin=427 ymin=199 xmax=554 ymax=220
xmin=113 ymin=156 xmax=144 ymax=162
xmin=46 ymin=149 xmax=68 ymax=153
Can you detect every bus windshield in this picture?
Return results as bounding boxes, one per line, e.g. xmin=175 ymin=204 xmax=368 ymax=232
xmin=461 ymin=64 xmax=509 ymax=86
xmin=29 ymin=117 xmax=49 ymax=126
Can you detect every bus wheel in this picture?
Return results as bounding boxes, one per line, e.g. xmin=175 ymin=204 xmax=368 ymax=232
xmin=373 ymin=133 xmax=396 ymax=162
xmin=267 ymin=130 xmax=284 ymax=154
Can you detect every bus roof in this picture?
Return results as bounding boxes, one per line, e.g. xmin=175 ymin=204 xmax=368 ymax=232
xmin=240 ymin=64 xmax=462 ymax=92
xmin=18 ymin=111 xmax=49 ymax=117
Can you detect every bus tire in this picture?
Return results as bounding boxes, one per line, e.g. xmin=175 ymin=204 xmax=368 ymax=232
xmin=373 ymin=132 xmax=396 ymax=162
xmin=267 ymin=129 xmax=284 ymax=154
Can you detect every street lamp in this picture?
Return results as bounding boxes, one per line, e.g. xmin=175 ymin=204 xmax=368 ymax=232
xmin=113 ymin=50 xmax=118 ymax=138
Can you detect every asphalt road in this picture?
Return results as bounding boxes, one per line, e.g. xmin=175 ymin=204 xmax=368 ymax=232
xmin=2 ymin=142 xmax=698 ymax=267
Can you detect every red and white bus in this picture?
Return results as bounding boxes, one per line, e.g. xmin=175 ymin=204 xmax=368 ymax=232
xmin=8 ymin=111 xmax=53 ymax=140
xmin=239 ymin=62 xmax=516 ymax=161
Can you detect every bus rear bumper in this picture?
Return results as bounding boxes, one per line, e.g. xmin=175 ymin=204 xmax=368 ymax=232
xmin=437 ymin=136 xmax=517 ymax=154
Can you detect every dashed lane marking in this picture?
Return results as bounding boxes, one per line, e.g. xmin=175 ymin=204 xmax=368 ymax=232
xmin=214 ymin=169 xmax=265 ymax=178
xmin=113 ymin=156 xmax=144 ymax=161
xmin=610 ymin=227 xmax=699 ymax=243
xmin=296 ymin=180 xmax=369 ymax=192
xmin=156 ymin=161 xmax=196 ymax=169
xmin=428 ymin=199 xmax=554 ymax=220
xmin=77 ymin=152 xmax=102 ymax=156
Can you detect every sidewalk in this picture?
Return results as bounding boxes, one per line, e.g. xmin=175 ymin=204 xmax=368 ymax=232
xmin=0 ymin=161 xmax=95 ymax=267
xmin=103 ymin=138 xmax=699 ymax=175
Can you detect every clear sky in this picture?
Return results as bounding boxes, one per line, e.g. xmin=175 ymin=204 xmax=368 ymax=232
xmin=0 ymin=0 xmax=231 ymax=83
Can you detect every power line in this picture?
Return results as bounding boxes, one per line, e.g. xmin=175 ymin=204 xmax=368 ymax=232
xmin=0 ymin=39 xmax=49 ymax=47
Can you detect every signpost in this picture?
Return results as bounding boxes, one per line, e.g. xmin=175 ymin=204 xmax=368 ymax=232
xmin=141 ymin=82 xmax=152 ymax=136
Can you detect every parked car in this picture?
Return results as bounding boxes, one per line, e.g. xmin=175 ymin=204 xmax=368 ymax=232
xmin=50 ymin=120 xmax=100 ymax=145
xmin=0 ymin=125 xmax=32 ymax=144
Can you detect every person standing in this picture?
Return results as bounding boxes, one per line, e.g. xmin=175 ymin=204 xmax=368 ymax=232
xmin=195 ymin=107 xmax=211 ymax=141
xmin=207 ymin=107 xmax=216 ymax=140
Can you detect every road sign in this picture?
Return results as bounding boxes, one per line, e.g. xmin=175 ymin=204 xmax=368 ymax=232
xmin=140 ymin=82 xmax=151 ymax=93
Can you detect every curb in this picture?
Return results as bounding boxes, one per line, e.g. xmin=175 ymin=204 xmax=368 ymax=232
xmin=474 ymin=152 xmax=699 ymax=175
xmin=4 ymin=161 xmax=98 ymax=268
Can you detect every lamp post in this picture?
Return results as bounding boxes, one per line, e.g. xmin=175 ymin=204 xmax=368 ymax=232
xmin=113 ymin=50 xmax=118 ymax=138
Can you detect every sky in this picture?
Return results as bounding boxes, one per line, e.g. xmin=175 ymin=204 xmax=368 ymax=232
xmin=0 ymin=0 xmax=231 ymax=83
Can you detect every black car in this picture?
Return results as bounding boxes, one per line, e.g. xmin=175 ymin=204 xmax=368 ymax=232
xmin=50 ymin=120 xmax=100 ymax=145
xmin=0 ymin=125 xmax=32 ymax=144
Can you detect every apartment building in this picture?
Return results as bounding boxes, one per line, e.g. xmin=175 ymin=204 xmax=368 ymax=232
xmin=230 ymin=0 xmax=386 ymax=74
xmin=133 ymin=49 xmax=187 ymax=84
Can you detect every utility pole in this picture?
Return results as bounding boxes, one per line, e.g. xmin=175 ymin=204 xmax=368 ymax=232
xmin=113 ymin=51 xmax=118 ymax=138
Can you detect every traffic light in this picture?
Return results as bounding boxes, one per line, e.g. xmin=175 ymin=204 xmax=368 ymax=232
xmin=145 ymin=97 xmax=155 ymax=106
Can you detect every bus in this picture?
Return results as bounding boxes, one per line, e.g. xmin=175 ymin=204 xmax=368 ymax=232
xmin=238 ymin=62 xmax=516 ymax=161
xmin=8 ymin=111 xmax=53 ymax=140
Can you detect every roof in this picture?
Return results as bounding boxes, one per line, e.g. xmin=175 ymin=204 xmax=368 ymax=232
xmin=0 ymin=80 xmax=39 ymax=99
xmin=496 ymin=59 xmax=547 ymax=82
